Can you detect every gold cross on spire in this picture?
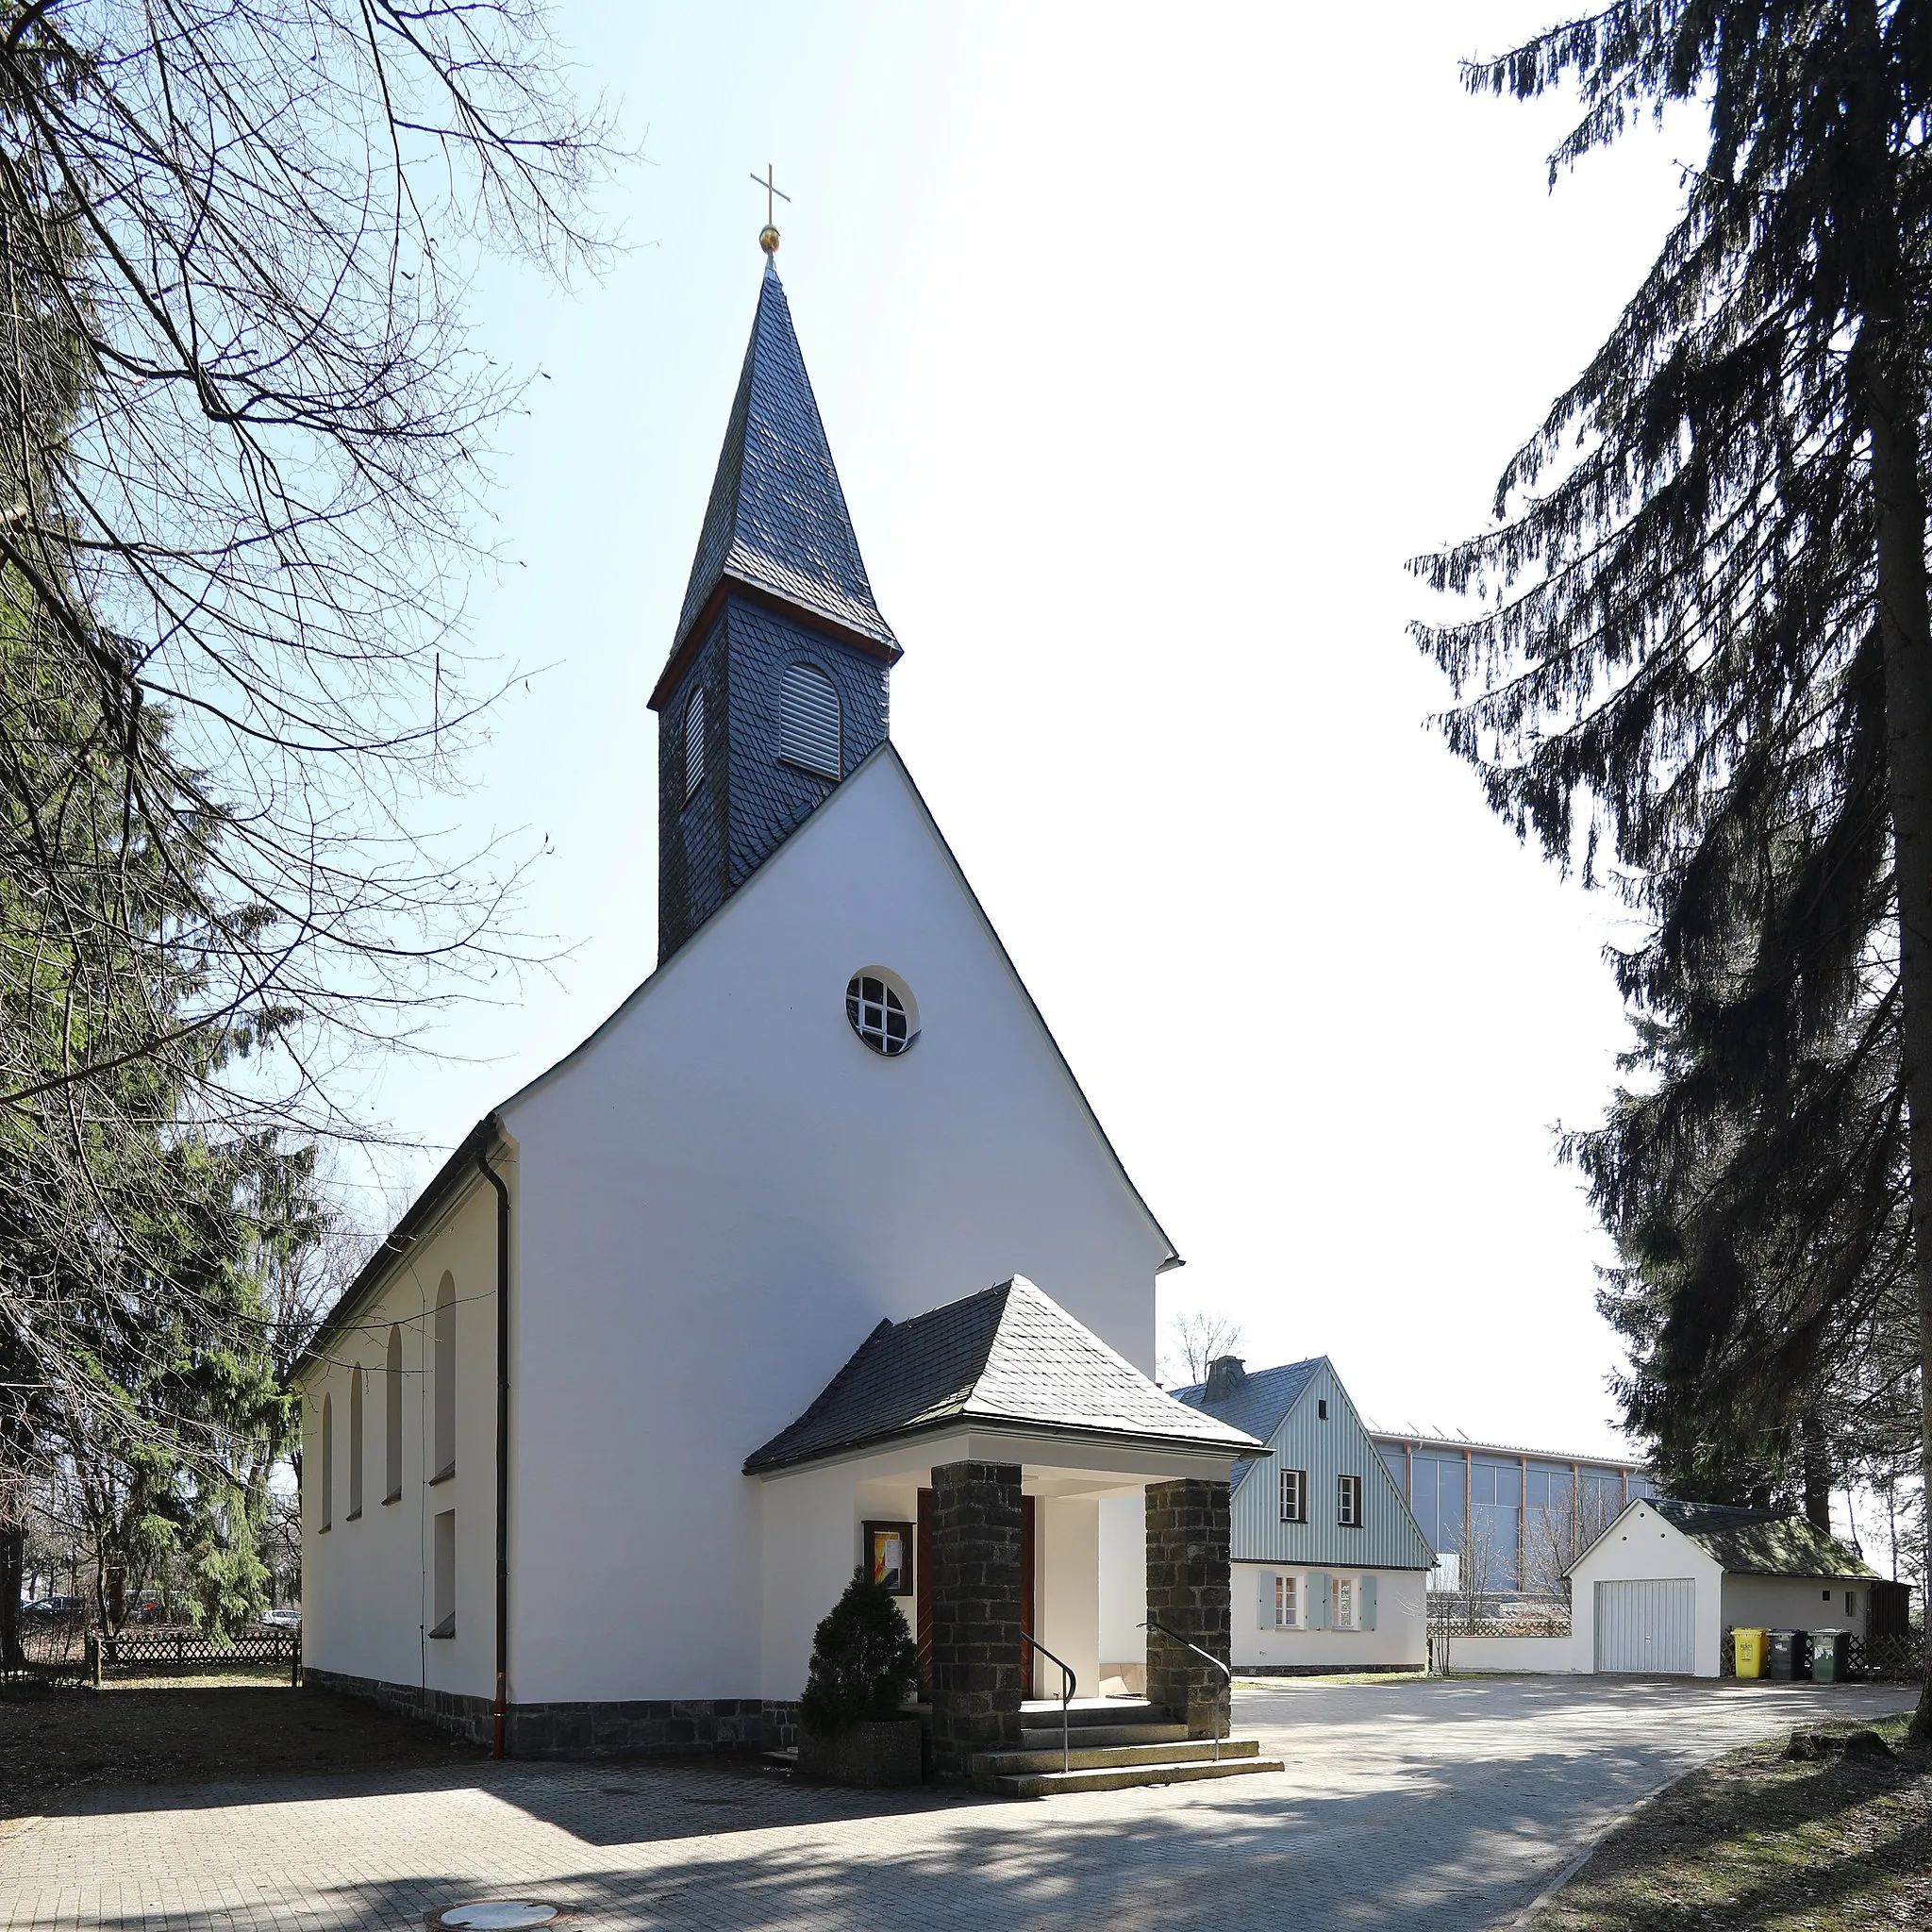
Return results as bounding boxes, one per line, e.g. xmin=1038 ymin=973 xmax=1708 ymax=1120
xmin=750 ymin=163 xmax=790 ymax=255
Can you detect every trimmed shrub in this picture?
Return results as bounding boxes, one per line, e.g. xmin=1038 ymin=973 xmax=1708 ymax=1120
xmin=799 ymin=1566 xmax=920 ymax=1735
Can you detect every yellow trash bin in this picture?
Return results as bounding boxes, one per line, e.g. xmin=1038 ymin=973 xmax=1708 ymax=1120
xmin=1735 ymin=1627 xmax=1769 ymax=1678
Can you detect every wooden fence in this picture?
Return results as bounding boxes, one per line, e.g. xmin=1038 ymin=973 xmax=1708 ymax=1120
xmin=5 ymin=1617 xmax=299 ymax=1685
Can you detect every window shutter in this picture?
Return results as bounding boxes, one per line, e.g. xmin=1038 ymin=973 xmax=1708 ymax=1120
xmin=1360 ymin=1574 xmax=1377 ymax=1631
xmin=780 ymin=663 xmax=841 ymax=778
xmin=1257 ymin=1570 xmax=1276 ymax=1628
xmin=1307 ymin=1570 xmax=1330 ymax=1630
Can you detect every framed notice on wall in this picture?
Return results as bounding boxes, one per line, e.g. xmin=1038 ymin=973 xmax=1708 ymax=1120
xmin=864 ymin=1520 xmax=913 ymax=1597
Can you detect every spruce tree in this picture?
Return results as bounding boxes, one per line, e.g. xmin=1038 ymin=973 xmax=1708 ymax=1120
xmin=1415 ymin=2 xmax=1932 ymax=1724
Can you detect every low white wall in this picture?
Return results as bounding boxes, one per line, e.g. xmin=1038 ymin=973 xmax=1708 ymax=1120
xmin=1449 ymin=1632 xmax=1586 ymax=1674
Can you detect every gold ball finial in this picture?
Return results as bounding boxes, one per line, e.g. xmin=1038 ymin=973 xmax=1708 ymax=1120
xmin=759 ymin=223 xmax=780 ymax=255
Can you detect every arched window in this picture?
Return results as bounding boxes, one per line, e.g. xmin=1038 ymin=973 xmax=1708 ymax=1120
xmin=433 ymin=1272 xmax=457 ymax=1480
xmin=780 ymin=663 xmax=841 ymax=779
xmin=319 ymin=1392 xmax=333 ymax=1532
xmin=347 ymin=1367 xmax=364 ymax=1519
xmin=683 ymin=687 xmax=706 ymax=801
xmin=384 ymin=1323 xmax=404 ymax=1503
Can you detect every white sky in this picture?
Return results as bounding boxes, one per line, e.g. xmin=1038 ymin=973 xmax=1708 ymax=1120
xmin=354 ymin=1 xmax=1702 ymax=1461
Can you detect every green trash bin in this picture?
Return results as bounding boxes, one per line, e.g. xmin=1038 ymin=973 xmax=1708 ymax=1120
xmin=1735 ymin=1627 xmax=1769 ymax=1678
xmin=1810 ymin=1628 xmax=1850 ymax=1682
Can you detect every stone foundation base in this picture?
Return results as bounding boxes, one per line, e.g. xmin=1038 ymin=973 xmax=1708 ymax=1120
xmin=305 ymin=1667 xmax=494 ymax=1745
xmin=304 ymin=1668 xmax=765 ymax=1757
xmin=760 ymin=1699 xmax=802 ymax=1753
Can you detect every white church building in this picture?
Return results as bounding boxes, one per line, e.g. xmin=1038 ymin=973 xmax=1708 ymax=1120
xmin=292 ymin=249 xmax=1262 ymax=1776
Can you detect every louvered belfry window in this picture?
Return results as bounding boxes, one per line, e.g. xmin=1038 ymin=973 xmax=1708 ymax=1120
xmin=683 ymin=687 xmax=705 ymax=801
xmin=780 ymin=662 xmax=841 ymax=779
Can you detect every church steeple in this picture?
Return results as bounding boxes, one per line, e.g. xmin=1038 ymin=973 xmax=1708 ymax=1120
xmin=652 ymin=258 xmax=899 ymax=963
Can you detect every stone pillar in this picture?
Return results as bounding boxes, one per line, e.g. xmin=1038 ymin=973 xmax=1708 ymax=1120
xmin=928 ymin=1459 xmax=1023 ymax=1781
xmin=1144 ymin=1477 xmax=1231 ymax=1738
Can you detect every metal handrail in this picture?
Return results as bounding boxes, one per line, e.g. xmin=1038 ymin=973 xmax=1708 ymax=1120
xmin=1141 ymin=1616 xmax=1230 ymax=1762
xmin=1020 ymin=1629 xmax=1077 ymax=1774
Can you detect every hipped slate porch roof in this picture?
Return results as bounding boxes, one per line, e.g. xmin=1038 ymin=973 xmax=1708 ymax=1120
xmin=744 ymin=1276 xmax=1264 ymax=1474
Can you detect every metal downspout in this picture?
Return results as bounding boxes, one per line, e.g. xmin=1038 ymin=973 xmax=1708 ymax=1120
xmin=477 ymin=1131 xmax=511 ymax=1760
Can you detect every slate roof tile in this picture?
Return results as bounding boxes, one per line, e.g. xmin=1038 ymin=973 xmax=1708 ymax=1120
xmin=744 ymin=1276 xmax=1262 ymax=1474
xmin=672 ymin=259 xmax=897 ymax=661
xmin=1172 ymin=1358 xmax=1323 ymax=1452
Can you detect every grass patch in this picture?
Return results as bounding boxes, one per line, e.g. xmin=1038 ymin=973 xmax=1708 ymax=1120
xmin=0 ymin=1679 xmax=486 ymax=1821
xmin=1534 ymin=1714 xmax=1932 ymax=1929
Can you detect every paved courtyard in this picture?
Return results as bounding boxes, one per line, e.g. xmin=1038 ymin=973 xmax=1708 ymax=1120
xmin=1 ymin=1676 xmax=1915 ymax=1932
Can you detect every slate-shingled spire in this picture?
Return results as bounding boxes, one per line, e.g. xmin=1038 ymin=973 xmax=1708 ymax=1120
xmin=653 ymin=258 xmax=899 ymax=962
xmin=653 ymin=258 xmax=898 ymax=702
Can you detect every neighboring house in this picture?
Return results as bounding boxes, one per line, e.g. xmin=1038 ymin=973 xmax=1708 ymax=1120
xmin=288 ymin=253 xmax=1262 ymax=1769
xmin=1175 ymin=1357 xmax=1433 ymax=1672
xmin=1368 ymin=1426 xmax=1654 ymax=1591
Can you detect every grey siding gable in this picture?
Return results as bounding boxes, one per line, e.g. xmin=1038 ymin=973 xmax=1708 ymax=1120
xmin=1230 ymin=1359 xmax=1433 ymax=1572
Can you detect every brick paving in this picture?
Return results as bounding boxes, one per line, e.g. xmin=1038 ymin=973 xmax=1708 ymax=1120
xmin=0 ymin=1676 xmax=1914 ymax=1931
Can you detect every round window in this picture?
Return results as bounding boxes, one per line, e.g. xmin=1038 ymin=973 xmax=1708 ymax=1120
xmin=845 ymin=970 xmax=918 ymax=1057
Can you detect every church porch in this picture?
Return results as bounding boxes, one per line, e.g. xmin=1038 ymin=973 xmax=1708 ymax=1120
xmin=743 ymin=1275 xmax=1273 ymax=1786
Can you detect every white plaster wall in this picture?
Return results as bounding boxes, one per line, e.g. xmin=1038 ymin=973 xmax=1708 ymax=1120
xmin=503 ymin=752 xmax=1173 ymax=1705
xmin=1451 ymin=1633 xmax=1586 ymax=1674
xmin=1572 ymin=1501 xmax=1726 ymax=1677
xmin=1232 ymin=1564 xmax=1427 ymax=1671
xmin=1038 ymin=1496 xmax=1099 ymax=1699
xmin=1723 ymin=1574 xmax=1868 ymax=1638
xmin=298 ymin=1174 xmax=506 ymax=1706
xmin=1097 ymin=1491 xmax=1145 ymax=1669
xmin=758 ymin=1464 xmax=919 ymax=1702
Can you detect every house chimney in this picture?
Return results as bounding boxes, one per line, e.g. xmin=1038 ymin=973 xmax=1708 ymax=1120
xmin=1204 ymin=1356 xmax=1246 ymax=1401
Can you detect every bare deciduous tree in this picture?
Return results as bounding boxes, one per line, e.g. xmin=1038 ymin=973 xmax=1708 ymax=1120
xmin=1162 ymin=1309 xmax=1244 ymax=1387
xmin=0 ymin=0 xmax=608 ymax=1557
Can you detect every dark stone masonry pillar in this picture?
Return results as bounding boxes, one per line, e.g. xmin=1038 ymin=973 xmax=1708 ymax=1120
xmin=928 ymin=1459 xmax=1023 ymax=1781
xmin=1145 ymin=1477 xmax=1231 ymax=1739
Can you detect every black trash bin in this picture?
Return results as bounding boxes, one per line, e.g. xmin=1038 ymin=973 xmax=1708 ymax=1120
xmin=1766 ymin=1628 xmax=1802 ymax=1680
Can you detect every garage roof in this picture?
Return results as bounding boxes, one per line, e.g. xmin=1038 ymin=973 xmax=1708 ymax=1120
xmin=1652 ymin=1500 xmax=1877 ymax=1580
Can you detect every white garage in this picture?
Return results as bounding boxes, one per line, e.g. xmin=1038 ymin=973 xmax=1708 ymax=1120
xmin=1572 ymin=1498 xmax=1877 ymax=1679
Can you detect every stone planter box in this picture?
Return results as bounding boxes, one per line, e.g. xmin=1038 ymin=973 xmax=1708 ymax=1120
xmin=796 ymin=1718 xmax=924 ymax=1788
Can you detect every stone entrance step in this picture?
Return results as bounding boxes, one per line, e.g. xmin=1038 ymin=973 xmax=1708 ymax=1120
xmin=1019 ymin=1724 xmax=1189 ymax=1750
xmin=974 ymin=1736 xmax=1264 ymax=1777
xmin=974 ymin=1739 xmax=1284 ymax=1799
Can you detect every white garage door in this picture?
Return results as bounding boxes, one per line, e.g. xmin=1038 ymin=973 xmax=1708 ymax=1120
xmin=1595 ymin=1578 xmax=1695 ymax=1674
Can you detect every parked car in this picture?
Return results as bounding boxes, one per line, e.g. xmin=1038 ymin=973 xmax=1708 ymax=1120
xmin=22 ymin=1594 xmax=87 ymax=1619
xmin=261 ymin=1607 xmax=302 ymax=1627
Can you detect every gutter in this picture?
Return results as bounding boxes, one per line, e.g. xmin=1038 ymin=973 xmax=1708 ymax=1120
xmin=475 ymin=1125 xmax=512 ymax=1761
xmin=744 ymin=1412 xmax=1268 ymax=1478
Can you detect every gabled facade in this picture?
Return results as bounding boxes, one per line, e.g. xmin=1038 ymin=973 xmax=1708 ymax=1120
xmin=1177 ymin=1356 xmax=1431 ymax=1672
xmin=289 ymin=254 xmax=1253 ymax=1772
